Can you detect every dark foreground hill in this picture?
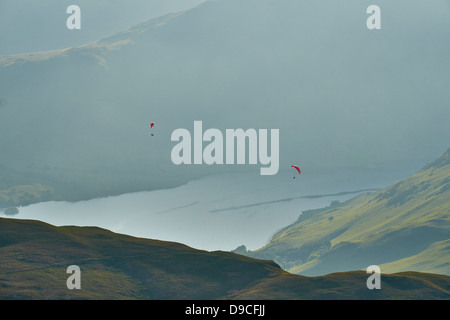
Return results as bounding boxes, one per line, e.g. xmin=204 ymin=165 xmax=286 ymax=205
xmin=0 ymin=218 xmax=448 ymax=299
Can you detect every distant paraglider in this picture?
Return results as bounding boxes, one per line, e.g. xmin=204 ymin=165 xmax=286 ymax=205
xmin=150 ymin=122 xmax=155 ymax=136
xmin=291 ymin=165 xmax=301 ymax=178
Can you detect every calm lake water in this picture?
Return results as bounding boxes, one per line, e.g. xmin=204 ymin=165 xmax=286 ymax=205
xmin=4 ymin=166 xmax=418 ymax=251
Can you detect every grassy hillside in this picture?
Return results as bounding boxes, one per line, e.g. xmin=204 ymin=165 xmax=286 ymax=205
xmin=379 ymin=240 xmax=450 ymax=275
xmin=1 ymin=217 xmax=449 ymax=299
xmin=241 ymin=148 xmax=450 ymax=276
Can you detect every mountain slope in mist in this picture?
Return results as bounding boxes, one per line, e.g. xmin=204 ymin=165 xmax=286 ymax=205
xmin=0 ymin=0 xmax=205 ymax=54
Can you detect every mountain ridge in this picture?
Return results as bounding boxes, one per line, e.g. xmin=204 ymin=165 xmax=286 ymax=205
xmin=0 ymin=10 xmax=183 ymax=67
xmin=423 ymin=147 xmax=450 ymax=170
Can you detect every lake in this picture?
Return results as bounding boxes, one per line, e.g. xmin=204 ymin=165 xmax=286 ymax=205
xmin=4 ymin=165 xmax=418 ymax=251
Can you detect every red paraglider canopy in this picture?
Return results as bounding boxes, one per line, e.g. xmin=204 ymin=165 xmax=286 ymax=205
xmin=291 ymin=165 xmax=301 ymax=175
xmin=150 ymin=122 xmax=155 ymax=128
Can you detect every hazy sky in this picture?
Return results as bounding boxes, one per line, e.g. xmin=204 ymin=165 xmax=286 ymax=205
xmin=0 ymin=0 xmax=449 ymax=193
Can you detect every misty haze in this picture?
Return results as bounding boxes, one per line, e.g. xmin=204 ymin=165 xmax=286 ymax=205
xmin=1 ymin=0 xmax=449 ymax=253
